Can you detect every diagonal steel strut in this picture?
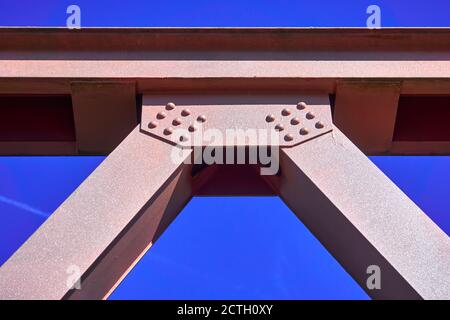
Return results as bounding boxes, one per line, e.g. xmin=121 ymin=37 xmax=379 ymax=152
xmin=0 ymin=127 xmax=193 ymax=299
xmin=0 ymin=97 xmax=449 ymax=300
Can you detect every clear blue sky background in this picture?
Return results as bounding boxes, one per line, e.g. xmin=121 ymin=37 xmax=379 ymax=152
xmin=0 ymin=0 xmax=449 ymax=300
xmin=0 ymin=0 xmax=449 ymax=27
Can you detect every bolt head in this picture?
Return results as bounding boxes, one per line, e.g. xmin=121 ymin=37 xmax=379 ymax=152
xmin=163 ymin=127 xmax=173 ymax=135
xmin=275 ymin=124 xmax=284 ymax=132
xmin=179 ymin=134 xmax=189 ymax=142
xmin=197 ymin=115 xmax=207 ymax=123
xmin=306 ymin=112 xmax=315 ymax=120
xmin=299 ymin=127 xmax=309 ymax=135
xmin=181 ymin=109 xmax=191 ymax=117
xmin=148 ymin=121 xmax=158 ymax=129
xmin=281 ymin=108 xmax=291 ymax=116
xmin=157 ymin=111 xmax=167 ymax=119
xmin=315 ymin=121 xmax=325 ymax=129
xmin=290 ymin=117 xmax=300 ymax=125
xmin=188 ymin=124 xmax=198 ymax=132
xmin=165 ymin=102 xmax=176 ymax=110
xmin=284 ymin=134 xmax=294 ymax=142
xmin=266 ymin=114 xmax=275 ymax=122
xmin=172 ymin=118 xmax=182 ymax=126
xmin=297 ymin=102 xmax=307 ymax=110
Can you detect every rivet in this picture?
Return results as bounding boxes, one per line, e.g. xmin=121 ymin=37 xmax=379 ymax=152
xmin=157 ymin=111 xmax=167 ymax=119
xmin=266 ymin=114 xmax=275 ymax=122
xmin=188 ymin=124 xmax=198 ymax=132
xmin=284 ymin=134 xmax=294 ymax=141
xmin=179 ymin=135 xmax=189 ymax=142
xmin=164 ymin=127 xmax=173 ymax=135
xmin=172 ymin=118 xmax=182 ymax=126
xmin=297 ymin=101 xmax=307 ymax=110
xmin=306 ymin=112 xmax=315 ymax=120
xmin=290 ymin=117 xmax=300 ymax=125
xmin=165 ymin=102 xmax=176 ymax=110
xmin=181 ymin=109 xmax=191 ymax=117
xmin=148 ymin=121 xmax=158 ymax=129
xmin=275 ymin=124 xmax=284 ymax=132
xmin=281 ymin=108 xmax=291 ymax=116
xmin=197 ymin=115 xmax=207 ymax=123
xmin=300 ymin=127 xmax=309 ymax=135
xmin=315 ymin=121 xmax=325 ymax=129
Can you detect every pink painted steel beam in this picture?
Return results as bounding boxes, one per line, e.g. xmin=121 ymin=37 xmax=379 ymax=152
xmin=0 ymin=127 xmax=193 ymax=299
xmin=1 ymin=97 xmax=449 ymax=300
xmin=275 ymin=128 xmax=450 ymax=299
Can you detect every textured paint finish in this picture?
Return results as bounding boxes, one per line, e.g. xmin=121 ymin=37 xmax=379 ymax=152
xmin=0 ymin=127 xmax=192 ymax=299
xmin=2 ymin=60 xmax=450 ymax=80
xmin=279 ymin=128 xmax=450 ymax=299
xmin=141 ymin=97 xmax=332 ymax=148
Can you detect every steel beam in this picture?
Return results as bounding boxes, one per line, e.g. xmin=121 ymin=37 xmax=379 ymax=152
xmin=71 ymin=81 xmax=137 ymax=154
xmin=0 ymin=127 xmax=193 ymax=299
xmin=1 ymin=98 xmax=449 ymax=300
xmin=334 ymin=80 xmax=401 ymax=154
xmin=274 ymin=128 xmax=450 ymax=299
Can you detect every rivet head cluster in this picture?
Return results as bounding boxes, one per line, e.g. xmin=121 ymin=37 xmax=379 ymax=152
xmin=265 ymin=101 xmax=328 ymax=144
xmin=147 ymin=102 xmax=208 ymax=145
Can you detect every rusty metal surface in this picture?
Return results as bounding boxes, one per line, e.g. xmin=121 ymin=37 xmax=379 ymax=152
xmin=276 ymin=127 xmax=450 ymax=299
xmin=0 ymin=126 xmax=193 ymax=299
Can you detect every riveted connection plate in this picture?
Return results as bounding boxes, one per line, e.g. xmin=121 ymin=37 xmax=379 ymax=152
xmin=140 ymin=97 xmax=332 ymax=148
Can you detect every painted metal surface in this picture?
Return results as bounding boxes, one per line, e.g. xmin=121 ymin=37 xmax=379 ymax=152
xmin=1 ymin=94 xmax=449 ymax=299
xmin=0 ymin=27 xmax=449 ymax=155
xmin=0 ymin=126 xmax=193 ymax=299
xmin=275 ymin=128 xmax=450 ymax=299
xmin=0 ymin=28 xmax=449 ymax=299
xmin=141 ymin=100 xmax=332 ymax=148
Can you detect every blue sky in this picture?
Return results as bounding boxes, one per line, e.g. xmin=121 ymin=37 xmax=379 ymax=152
xmin=0 ymin=0 xmax=449 ymax=300
xmin=1 ymin=156 xmax=449 ymax=299
xmin=0 ymin=0 xmax=449 ymax=27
